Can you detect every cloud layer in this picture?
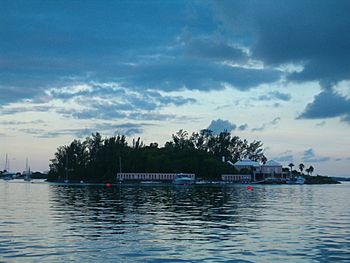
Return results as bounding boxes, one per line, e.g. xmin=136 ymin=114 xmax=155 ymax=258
xmin=1 ymin=0 xmax=350 ymax=130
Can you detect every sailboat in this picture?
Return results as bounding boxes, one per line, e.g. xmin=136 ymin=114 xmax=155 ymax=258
xmin=2 ymin=154 xmax=14 ymax=180
xmin=23 ymin=158 xmax=32 ymax=181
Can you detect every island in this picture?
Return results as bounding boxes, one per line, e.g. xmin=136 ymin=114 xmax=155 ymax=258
xmin=47 ymin=129 xmax=339 ymax=185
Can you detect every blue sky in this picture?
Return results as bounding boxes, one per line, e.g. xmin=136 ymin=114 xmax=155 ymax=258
xmin=1 ymin=0 xmax=350 ymax=176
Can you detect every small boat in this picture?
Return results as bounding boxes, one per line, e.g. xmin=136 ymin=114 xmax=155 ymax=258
xmin=2 ymin=171 xmax=15 ymax=180
xmin=286 ymin=176 xmax=305 ymax=185
xmin=173 ymin=173 xmax=195 ymax=185
xmin=253 ymin=177 xmax=285 ymax=184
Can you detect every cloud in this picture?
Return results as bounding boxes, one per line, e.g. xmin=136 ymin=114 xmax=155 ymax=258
xmin=0 ymin=82 xmax=196 ymax=122
xmin=2 ymin=1 xmax=350 ymax=129
xmin=298 ymin=89 xmax=350 ymax=122
xmin=213 ymin=1 xmax=350 ymax=123
xmin=19 ymin=123 xmax=148 ymax=138
xmin=315 ymin=121 xmax=326 ymax=127
xmin=0 ymin=1 xmax=284 ymax=108
xmin=238 ymin=123 xmax=248 ymax=131
xmin=272 ymin=150 xmax=294 ymax=163
xmin=302 ymin=148 xmax=330 ymax=163
xmin=184 ymin=36 xmax=248 ymax=62
xmin=0 ymin=105 xmax=51 ymax=115
xmin=207 ymin=119 xmax=237 ymax=134
xmin=252 ymin=117 xmax=280 ymax=132
xmin=119 ymin=58 xmax=281 ymax=92
xmin=0 ymin=120 xmax=45 ymax=125
xmin=214 ymin=1 xmax=350 ymax=84
xmin=258 ymin=91 xmax=291 ymax=101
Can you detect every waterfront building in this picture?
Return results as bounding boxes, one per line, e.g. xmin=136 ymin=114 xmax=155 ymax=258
xmin=233 ymin=159 xmax=262 ymax=173
xmin=221 ymin=174 xmax=251 ymax=183
xmin=261 ymin=160 xmax=283 ymax=177
xmin=230 ymin=159 xmax=284 ymax=181
xmin=116 ymin=173 xmax=195 ymax=182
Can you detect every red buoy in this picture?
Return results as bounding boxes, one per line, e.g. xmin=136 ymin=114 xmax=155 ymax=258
xmin=105 ymin=183 xmax=112 ymax=187
xmin=247 ymin=185 xmax=252 ymax=191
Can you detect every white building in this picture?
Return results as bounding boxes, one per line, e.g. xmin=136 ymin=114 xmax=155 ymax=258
xmin=222 ymin=174 xmax=251 ymax=182
xmin=116 ymin=173 xmax=195 ymax=182
xmin=233 ymin=159 xmax=262 ymax=173
xmin=228 ymin=159 xmax=283 ymax=181
xmin=261 ymin=160 xmax=283 ymax=175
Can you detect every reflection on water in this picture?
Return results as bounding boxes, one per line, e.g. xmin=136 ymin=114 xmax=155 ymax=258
xmin=1 ymin=181 xmax=350 ymax=262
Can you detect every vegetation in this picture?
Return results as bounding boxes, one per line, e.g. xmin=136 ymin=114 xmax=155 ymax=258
xmin=48 ymin=129 xmax=267 ymax=182
xmin=304 ymin=174 xmax=340 ymax=184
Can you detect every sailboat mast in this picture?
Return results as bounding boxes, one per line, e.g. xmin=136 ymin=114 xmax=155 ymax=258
xmin=5 ymin=154 xmax=9 ymax=171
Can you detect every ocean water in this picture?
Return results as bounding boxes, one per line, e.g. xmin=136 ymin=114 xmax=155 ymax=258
xmin=0 ymin=180 xmax=349 ymax=262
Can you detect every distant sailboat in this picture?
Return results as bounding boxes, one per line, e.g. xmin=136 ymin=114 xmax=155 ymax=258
xmin=2 ymin=154 xmax=14 ymax=180
xmin=23 ymin=158 xmax=32 ymax=181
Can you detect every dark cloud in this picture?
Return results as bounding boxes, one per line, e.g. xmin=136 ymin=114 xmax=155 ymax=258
xmin=184 ymin=36 xmax=248 ymax=62
xmin=214 ymin=1 xmax=350 ymax=123
xmin=252 ymin=117 xmax=280 ymax=132
xmin=298 ymin=90 xmax=350 ymax=122
xmin=120 ymin=58 xmax=280 ymax=92
xmin=208 ymin=119 xmax=237 ymax=134
xmin=214 ymin=1 xmax=350 ymax=84
xmin=2 ymin=0 xmax=349 ymax=128
xmin=258 ymin=91 xmax=291 ymax=101
xmin=0 ymin=1 xmax=282 ymax=107
xmin=302 ymin=148 xmax=330 ymax=163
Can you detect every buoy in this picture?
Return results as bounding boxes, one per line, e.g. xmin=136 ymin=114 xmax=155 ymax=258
xmin=105 ymin=183 xmax=112 ymax=187
xmin=247 ymin=185 xmax=252 ymax=191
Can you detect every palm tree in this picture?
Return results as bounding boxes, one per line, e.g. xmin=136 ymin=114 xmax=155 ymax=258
xmin=305 ymin=167 xmax=310 ymax=175
xmin=309 ymin=165 xmax=314 ymax=176
xmin=299 ymin=163 xmax=305 ymax=174
xmin=288 ymin=163 xmax=294 ymax=172
xmin=288 ymin=163 xmax=294 ymax=178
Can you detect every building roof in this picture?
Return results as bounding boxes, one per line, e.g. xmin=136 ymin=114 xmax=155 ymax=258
xmin=263 ymin=160 xmax=282 ymax=167
xmin=234 ymin=159 xmax=261 ymax=167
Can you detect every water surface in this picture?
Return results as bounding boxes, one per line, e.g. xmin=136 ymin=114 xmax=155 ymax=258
xmin=1 ymin=180 xmax=349 ymax=262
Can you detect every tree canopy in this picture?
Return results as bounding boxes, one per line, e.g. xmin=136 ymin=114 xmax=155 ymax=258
xmin=48 ymin=129 xmax=267 ymax=183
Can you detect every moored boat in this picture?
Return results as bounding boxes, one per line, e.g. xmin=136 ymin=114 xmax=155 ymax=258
xmin=286 ymin=176 xmax=305 ymax=184
xmin=173 ymin=173 xmax=195 ymax=185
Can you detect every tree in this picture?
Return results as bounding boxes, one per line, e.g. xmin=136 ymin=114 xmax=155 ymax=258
xmin=288 ymin=163 xmax=294 ymax=173
xmin=172 ymin=129 xmax=194 ymax=150
xmin=309 ymin=165 xmax=314 ymax=176
xmin=299 ymin=163 xmax=305 ymax=174
xmin=305 ymin=167 xmax=310 ymax=175
xmin=48 ymin=129 xmax=269 ymax=182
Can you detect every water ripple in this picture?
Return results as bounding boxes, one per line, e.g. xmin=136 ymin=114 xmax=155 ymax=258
xmin=1 ymin=181 xmax=350 ymax=262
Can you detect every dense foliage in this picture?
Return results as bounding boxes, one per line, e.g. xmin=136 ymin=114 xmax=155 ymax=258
xmin=48 ymin=129 xmax=267 ymax=182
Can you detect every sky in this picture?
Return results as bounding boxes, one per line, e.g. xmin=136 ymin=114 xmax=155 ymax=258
xmin=1 ymin=0 xmax=350 ymax=176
